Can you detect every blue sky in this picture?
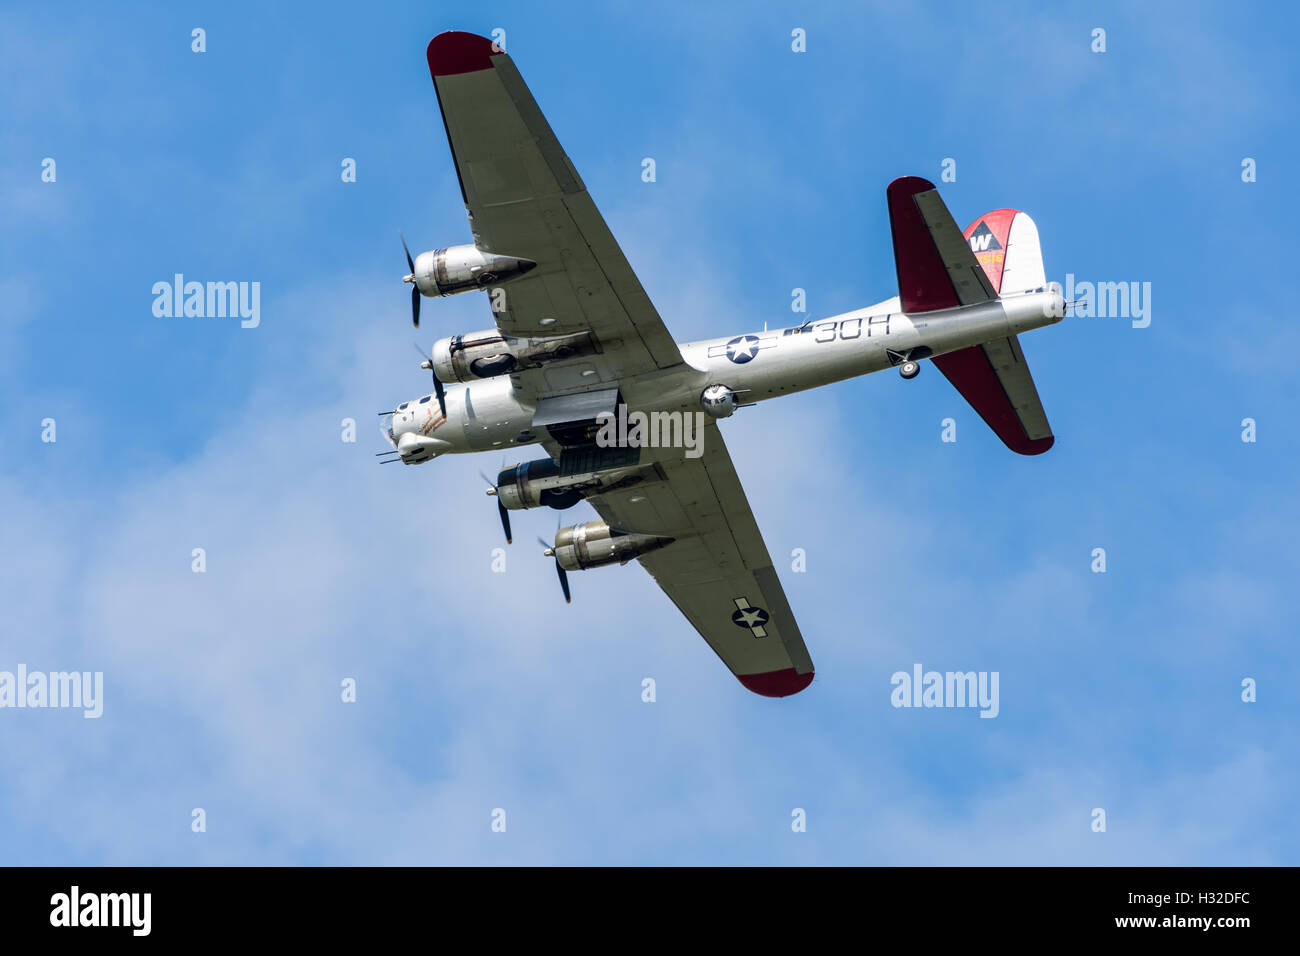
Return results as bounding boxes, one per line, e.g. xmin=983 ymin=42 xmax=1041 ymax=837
xmin=1 ymin=0 xmax=1296 ymax=864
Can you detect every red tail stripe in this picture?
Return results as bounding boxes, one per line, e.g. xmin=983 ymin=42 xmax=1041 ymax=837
xmin=962 ymin=209 xmax=1018 ymax=294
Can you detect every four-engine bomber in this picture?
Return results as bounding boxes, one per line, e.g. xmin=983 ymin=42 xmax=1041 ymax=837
xmin=376 ymin=31 xmax=1067 ymax=697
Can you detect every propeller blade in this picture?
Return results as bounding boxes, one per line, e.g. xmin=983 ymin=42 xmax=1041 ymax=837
xmin=415 ymin=343 xmax=444 ymax=413
xmin=555 ymin=560 xmax=571 ymax=604
xmin=431 ymin=372 xmax=445 ymax=416
xmin=538 ymin=536 xmax=570 ymax=603
xmin=497 ymin=500 xmax=512 ymax=544
xmin=478 ymin=469 xmax=511 ymax=544
xmin=400 ymin=231 xmax=415 ymax=273
xmin=401 ymin=232 xmax=420 ymax=327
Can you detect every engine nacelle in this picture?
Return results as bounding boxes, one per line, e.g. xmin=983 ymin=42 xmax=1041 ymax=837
xmin=550 ymin=520 xmax=674 ymax=571
xmin=495 ymin=458 xmax=582 ymax=511
xmin=432 ymin=329 xmax=517 ymax=382
xmin=700 ymin=384 xmax=738 ymax=418
xmin=495 ymin=459 xmax=658 ymax=512
xmin=432 ymin=329 xmax=598 ymax=384
xmin=410 ymin=244 xmax=536 ymax=298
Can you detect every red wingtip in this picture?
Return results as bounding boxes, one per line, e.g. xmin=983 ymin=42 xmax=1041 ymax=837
xmin=427 ymin=31 xmax=501 ymax=78
xmin=737 ymin=668 xmax=814 ymax=698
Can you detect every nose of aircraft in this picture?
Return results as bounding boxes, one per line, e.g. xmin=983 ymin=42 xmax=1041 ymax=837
xmin=383 ymin=398 xmax=451 ymax=464
xmin=396 ymin=431 xmax=444 ymax=463
xmin=389 ymin=401 xmax=426 ymax=440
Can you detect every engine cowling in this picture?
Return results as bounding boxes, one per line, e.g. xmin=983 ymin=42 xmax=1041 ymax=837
xmin=550 ymin=520 xmax=674 ymax=571
xmin=495 ymin=458 xmax=582 ymax=511
xmin=410 ymin=244 xmax=536 ymax=298
xmin=431 ymin=329 xmax=597 ymax=384
xmin=431 ymin=329 xmax=517 ymax=382
xmin=495 ymin=459 xmax=657 ymax=512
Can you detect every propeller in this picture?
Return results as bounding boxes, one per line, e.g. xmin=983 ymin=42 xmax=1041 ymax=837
xmin=479 ymin=468 xmax=512 ymax=544
xmin=400 ymin=232 xmax=421 ymax=328
xmin=412 ymin=343 xmax=446 ymax=417
xmin=539 ymin=536 xmax=571 ymax=604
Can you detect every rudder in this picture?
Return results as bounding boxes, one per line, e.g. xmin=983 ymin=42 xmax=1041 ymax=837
xmin=963 ymin=209 xmax=1046 ymax=296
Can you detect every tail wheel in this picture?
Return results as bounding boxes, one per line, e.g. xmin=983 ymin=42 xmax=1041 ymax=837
xmin=900 ymin=360 xmax=920 ymax=380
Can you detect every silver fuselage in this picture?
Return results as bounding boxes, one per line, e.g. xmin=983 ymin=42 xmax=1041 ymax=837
xmin=389 ymin=289 xmax=1064 ymax=458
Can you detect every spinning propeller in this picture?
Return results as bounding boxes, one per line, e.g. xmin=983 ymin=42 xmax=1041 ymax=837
xmin=479 ymin=467 xmax=513 ymax=545
xmin=412 ymin=343 xmax=446 ymax=417
xmin=400 ymin=232 xmax=421 ymax=328
xmin=539 ymin=535 xmax=571 ymax=604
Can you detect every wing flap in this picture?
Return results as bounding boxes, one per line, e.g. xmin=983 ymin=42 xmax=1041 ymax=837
xmin=577 ymin=426 xmax=815 ymax=697
xmin=982 ymin=335 xmax=1052 ymax=440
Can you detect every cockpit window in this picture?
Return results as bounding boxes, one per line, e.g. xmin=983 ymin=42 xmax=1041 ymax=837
xmin=399 ymin=402 xmax=409 ymax=410
xmin=419 ymin=395 xmax=431 ymax=404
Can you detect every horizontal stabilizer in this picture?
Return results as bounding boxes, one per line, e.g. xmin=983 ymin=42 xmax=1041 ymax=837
xmin=932 ymin=338 xmax=1054 ymax=455
xmin=887 ymin=176 xmax=997 ymax=313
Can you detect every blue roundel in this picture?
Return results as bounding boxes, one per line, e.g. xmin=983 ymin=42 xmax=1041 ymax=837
xmin=731 ymin=606 xmax=769 ymax=629
xmin=726 ymin=335 xmax=761 ymax=364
